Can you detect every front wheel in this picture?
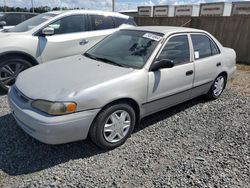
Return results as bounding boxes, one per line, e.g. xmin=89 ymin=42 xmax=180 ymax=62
xmin=89 ymin=103 xmax=136 ymax=150
xmin=0 ymin=57 xmax=32 ymax=91
xmin=206 ymin=75 xmax=226 ymax=99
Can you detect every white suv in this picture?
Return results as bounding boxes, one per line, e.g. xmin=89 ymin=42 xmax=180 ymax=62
xmin=0 ymin=10 xmax=136 ymax=91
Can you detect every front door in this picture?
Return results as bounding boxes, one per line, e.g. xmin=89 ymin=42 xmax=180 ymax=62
xmin=38 ymin=15 xmax=89 ymax=63
xmin=145 ymin=34 xmax=194 ymax=115
xmin=38 ymin=14 xmax=114 ymax=63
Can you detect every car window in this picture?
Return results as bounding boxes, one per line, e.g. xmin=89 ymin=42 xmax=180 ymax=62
xmin=4 ymin=14 xmax=22 ymax=25
xmin=113 ymin=17 xmax=136 ymax=27
xmin=191 ymin=34 xmax=216 ymax=59
xmin=47 ymin=15 xmax=86 ymax=35
xmin=211 ymin=39 xmax=220 ymax=55
xmin=21 ymin=14 xmax=26 ymax=22
xmin=24 ymin=14 xmax=35 ymax=21
xmin=9 ymin=13 xmax=57 ymax=32
xmin=128 ymin=17 xmax=137 ymax=26
xmin=89 ymin=15 xmax=115 ymax=30
xmin=158 ymin=35 xmax=190 ymax=65
xmin=113 ymin=17 xmax=128 ymax=27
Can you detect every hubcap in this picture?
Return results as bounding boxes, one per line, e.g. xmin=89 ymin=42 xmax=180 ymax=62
xmin=103 ymin=110 xmax=131 ymax=143
xmin=213 ymin=76 xmax=225 ymax=97
xmin=0 ymin=62 xmax=28 ymax=88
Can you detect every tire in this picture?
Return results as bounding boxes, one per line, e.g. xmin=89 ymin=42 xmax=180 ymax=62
xmin=0 ymin=56 xmax=32 ymax=92
xmin=206 ymin=74 xmax=227 ymax=100
xmin=89 ymin=103 xmax=136 ymax=150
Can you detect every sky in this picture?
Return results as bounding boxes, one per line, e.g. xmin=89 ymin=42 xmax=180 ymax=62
xmin=1 ymin=0 xmax=249 ymax=11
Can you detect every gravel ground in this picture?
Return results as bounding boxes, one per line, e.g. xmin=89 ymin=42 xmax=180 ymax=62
xmin=228 ymin=66 xmax=250 ymax=97
xmin=0 ymin=71 xmax=249 ymax=187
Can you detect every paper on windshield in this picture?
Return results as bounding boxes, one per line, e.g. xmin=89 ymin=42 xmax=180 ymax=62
xmin=143 ymin=33 xmax=163 ymax=41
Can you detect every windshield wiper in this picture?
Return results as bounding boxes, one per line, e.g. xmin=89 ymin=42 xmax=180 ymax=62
xmin=84 ymin=52 xmax=98 ymax=61
xmin=95 ymin=57 xmax=127 ymax=67
xmin=84 ymin=53 xmax=127 ymax=68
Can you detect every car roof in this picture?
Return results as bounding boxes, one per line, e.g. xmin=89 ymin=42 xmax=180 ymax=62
xmin=124 ymin=26 xmax=204 ymax=35
xmin=49 ymin=10 xmax=129 ymax=19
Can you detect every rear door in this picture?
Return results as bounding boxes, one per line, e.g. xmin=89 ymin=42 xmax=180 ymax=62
xmin=190 ymin=33 xmax=222 ymax=97
xmin=146 ymin=34 xmax=194 ymax=115
xmin=84 ymin=14 xmax=118 ymax=48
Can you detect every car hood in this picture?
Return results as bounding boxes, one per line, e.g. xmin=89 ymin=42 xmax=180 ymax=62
xmin=15 ymin=55 xmax=135 ymax=101
xmin=0 ymin=31 xmax=26 ymax=38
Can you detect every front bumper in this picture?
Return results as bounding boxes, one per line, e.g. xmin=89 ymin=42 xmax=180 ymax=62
xmin=8 ymin=88 xmax=100 ymax=145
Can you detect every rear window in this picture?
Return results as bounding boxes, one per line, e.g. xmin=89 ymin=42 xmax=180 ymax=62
xmin=113 ymin=17 xmax=137 ymax=27
xmin=24 ymin=14 xmax=37 ymax=20
xmin=89 ymin=15 xmax=115 ymax=30
xmin=211 ymin=40 xmax=220 ymax=55
xmin=191 ymin=34 xmax=220 ymax=59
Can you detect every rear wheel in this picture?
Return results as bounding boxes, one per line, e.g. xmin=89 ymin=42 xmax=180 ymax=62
xmin=0 ymin=57 xmax=32 ymax=91
xmin=206 ymin=75 xmax=226 ymax=99
xmin=89 ymin=103 xmax=136 ymax=150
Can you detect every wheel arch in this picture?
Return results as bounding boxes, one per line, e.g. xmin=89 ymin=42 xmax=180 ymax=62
xmin=217 ymin=71 xmax=228 ymax=88
xmin=90 ymin=97 xmax=141 ymax=134
xmin=103 ymin=98 xmax=140 ymax=122
xmin=0 ymin=51 xmax=39 ymax=66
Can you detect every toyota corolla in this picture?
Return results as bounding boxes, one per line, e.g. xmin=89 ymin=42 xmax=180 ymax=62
xmin=8 ymin=26 xmax=236 ymax=149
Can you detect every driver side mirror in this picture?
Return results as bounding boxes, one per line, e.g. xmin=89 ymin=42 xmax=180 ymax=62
xmin=0 ymin=21 xmax=6 ymax=28
xmin=42 ymin=27 xmax=55 ymax=36
xmin=150 ymin=59 xmax=174 ymax=71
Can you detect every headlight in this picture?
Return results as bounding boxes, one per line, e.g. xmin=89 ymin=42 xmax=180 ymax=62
xmin=32 ymin=100 xmax=77 ymax=115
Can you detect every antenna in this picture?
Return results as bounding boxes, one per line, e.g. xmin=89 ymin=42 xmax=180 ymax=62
xmin=112 ymin=0 xmax=115 ymax=12
xmin=4 ymin=0 xmax=7 ymax=12
xmin=31 ymin=0 xmax=34 ymax=13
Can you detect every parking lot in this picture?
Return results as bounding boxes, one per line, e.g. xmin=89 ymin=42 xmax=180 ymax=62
xmin=0 ymin=65 xmax=249 ymax=187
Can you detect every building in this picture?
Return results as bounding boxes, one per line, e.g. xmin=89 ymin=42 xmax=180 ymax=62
xmin=153 ymin=5 xmax=175 ymax=17
xmin=175 ymin=5 xmax=200 ymax=17
xmin=200 ymin=2 xmax=232 ymax=16
xmin=138 ymin=6 xmax=153 ymax=17
xmin=232 ymin=1 xmax=250 ymax=16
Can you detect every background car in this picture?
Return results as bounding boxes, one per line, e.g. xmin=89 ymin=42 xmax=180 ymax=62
xmin=8 ymin=26 xmax=236 ymax=150
xmin=0 ymin=10 xmax=136 ymax=91
xmin=0 ymin=12 xmax=38 ymax=31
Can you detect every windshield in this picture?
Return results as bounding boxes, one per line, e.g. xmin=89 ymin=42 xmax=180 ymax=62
xmin=8 ymin=13 xmax=57 ymax=32
xmin=86 ymin=30 xmax=164 ymax=69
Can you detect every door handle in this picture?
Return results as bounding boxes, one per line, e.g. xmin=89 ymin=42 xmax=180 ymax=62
xmin=79 ymin=39 xmax=89 ymax=45
xmin=186 ymin=70 xmax=194 ymax=76
xmin=216 ymin=62 xmax=221 ymax=67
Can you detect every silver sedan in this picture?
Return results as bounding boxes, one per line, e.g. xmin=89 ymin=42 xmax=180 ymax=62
xmin=8 ymin=26 xmax=236 ymax=149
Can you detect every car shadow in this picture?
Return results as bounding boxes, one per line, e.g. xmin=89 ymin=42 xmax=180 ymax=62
xmin=136 ymin=96 xmax=207 ymax=132
xmin=0 ymin=96 xmax=207 ymax=176
xmin=0 ymin=114 xmax=103 ymax=176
